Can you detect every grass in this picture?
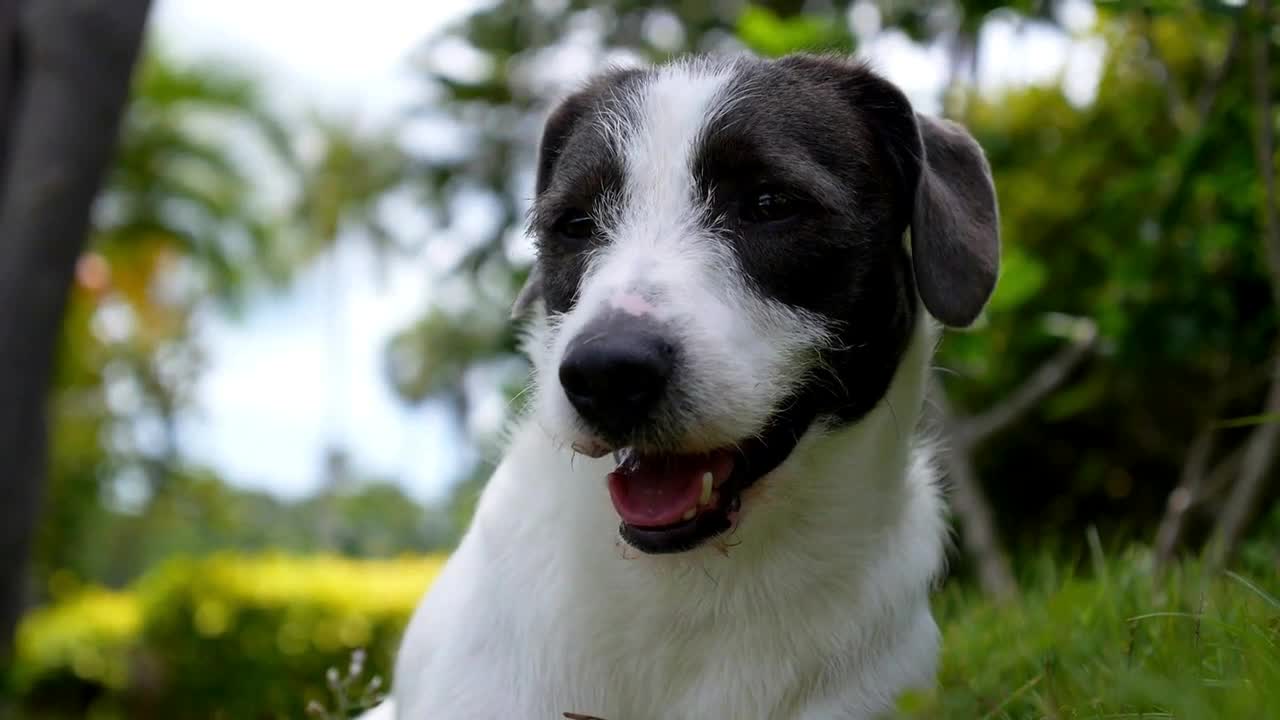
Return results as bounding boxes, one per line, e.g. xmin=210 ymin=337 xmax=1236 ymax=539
xmin=898 ymin=546 xmax=1280 ymax=719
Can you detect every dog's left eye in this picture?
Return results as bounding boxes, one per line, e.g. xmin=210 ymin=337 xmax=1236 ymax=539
xmin=742 ymin=185 xmax=801 ymax=223
xmin=551 ymin=209 xmax=597 ymax=242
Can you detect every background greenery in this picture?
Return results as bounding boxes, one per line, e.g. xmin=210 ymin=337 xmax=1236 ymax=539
xmin=4 ymin=0 xmax=1280 ymax=718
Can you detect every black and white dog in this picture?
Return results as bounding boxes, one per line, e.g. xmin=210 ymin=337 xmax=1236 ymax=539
xmin=384 ymin=52 xmax=998 ymax=719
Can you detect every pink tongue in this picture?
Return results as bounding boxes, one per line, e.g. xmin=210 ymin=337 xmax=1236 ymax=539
xmin=607 ymin=451 xmax=731 ymax=528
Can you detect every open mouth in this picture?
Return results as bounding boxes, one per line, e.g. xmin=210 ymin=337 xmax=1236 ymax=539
xmin=607 ymin=449 xmax=737 ymax=554
xmin=603 ymin=400 xmax=817 ymax=554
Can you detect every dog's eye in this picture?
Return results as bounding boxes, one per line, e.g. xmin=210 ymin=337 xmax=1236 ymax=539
xmin=551 ymin=209 xmax=597 ymax=241
xmin=742 ymin=185 xmax=801 ymax=223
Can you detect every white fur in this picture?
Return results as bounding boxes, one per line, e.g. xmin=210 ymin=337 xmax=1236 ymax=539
xmin=381 ymin=63 xmax=950 ymax=720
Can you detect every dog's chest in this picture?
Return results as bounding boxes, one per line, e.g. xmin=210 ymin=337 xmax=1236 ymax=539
xmin=398 ymin=554 xmax=927 ymax=720
xmin=561 ymin=593 xmax=824 ymax=716
xmin=460 ymin=528 xmax=881 ymax=719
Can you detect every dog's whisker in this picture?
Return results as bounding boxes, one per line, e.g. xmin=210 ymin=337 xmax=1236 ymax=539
xmin=698 ymin=563 xmax=720 ymax=587
xmin=884 ymin=396 xmax=902 ymax=442
xmin=931 ymin=364 xmax=961 ymax=378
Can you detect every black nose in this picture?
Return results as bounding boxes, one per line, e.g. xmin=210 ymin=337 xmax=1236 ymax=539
xmin=559 ymin=316 xmax=675 ymax=438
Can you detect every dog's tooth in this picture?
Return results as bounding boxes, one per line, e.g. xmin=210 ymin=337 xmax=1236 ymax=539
xmin=700 ymin=473 xmax=713 ymax=506
xmin=682 ymin=507 xmax=696 ymax=521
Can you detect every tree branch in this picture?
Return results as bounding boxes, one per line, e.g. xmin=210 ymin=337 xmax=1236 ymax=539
xmin=1207 ymin=0 xmax=1280 ymax=572
xmin=1202 ymin=441 xmax=1249 ymax=507
xmin=1207 ymin=359 xmax=1280 ymax=572
xmin=929 ymin=376 xmax=1019 ymax=603
xmin=1139 ymin=9 xmax=1188 ymax=130
xmin=933 ymin=316 xmax=1098 ymax=600
xmin=1140 ymin=7 xmax=1241 ymax=134
xmin=1194 ymin=19 xmax=1244 ymax=123
xmin=1153 ymin=417 xmax=1217 ymax=576
xmin=956 ymin=317 xmax=1098 ymax=448
xmin=1151 ymin=361 xmax=1271 ymax=573
xmin=1149 ymin=9 xmax=1253 ymax=576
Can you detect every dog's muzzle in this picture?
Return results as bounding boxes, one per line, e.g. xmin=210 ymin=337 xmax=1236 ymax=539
xmin=556 ymin=312 xmax=816 ymax=555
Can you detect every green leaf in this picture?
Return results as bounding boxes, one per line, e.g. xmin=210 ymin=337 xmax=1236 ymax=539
xmin=735 ymin=6 xmax=852 ymax=58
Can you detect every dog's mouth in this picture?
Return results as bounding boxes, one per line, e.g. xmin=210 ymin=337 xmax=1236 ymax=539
xmin=607 ymin=448 xmax=736 ymax=553
xmin=603 ymin=399 xmax=817 ymax=554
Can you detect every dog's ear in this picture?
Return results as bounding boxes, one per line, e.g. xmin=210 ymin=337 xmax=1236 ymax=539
xmin=906 ymin=114 xmax=1000 ymax=328
xmin=783 ymin=55 xmax=999 ymax=327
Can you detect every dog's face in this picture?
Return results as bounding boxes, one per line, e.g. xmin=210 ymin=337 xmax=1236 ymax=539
xmin=519 ymin=54 xmax=999 ymax=554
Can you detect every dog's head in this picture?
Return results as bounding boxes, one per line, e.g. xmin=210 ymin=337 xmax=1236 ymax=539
xmin=518 ymin=54 xmax=999 ymax=554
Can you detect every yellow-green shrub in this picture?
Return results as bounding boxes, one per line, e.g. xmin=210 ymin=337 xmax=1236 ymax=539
xmin=13 ymin=553 xmax=445 ymax=719
xmin=15 ymin=586 xmax=141 ymax=700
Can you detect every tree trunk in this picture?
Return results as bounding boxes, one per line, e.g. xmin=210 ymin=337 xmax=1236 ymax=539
xmin=0 ymin=0 xmax=152 ymax=668
xmin=0 ymin=0 xmax=18 ymax=197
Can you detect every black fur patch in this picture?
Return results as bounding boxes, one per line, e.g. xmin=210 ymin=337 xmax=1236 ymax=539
xmin=691 ymin=55 xmax=921 ymax=426
xmin=529 ymin=68 xmax=643 ymax=316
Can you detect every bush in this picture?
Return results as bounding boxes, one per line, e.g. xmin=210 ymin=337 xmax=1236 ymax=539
xmin=12 ymin=553 xmax=444 ymax=719
xmin=14 ymin=586 xmax=140 ymax=716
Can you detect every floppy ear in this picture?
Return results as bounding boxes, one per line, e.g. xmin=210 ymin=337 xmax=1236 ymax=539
xmin=908 ymin=114 xmax=1000 ymax=328
xmin=779 ymin=55 xmax=1000 ymax=327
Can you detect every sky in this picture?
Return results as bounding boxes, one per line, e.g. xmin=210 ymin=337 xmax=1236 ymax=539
xmin=150 ymin=0 xmax=1101 ymax=503
xmin=153 ymin=0 xmax=482 ymax=502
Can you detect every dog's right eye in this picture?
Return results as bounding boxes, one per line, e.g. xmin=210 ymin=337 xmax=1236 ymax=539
xmin=551 ymin=209 xmax=597 ymax=242
xmin=741 ymin=184 xmax=804 ymax=224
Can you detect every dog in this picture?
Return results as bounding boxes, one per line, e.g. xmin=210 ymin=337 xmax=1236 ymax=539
xmin=382 ymin=52 xmax=999 ymax=719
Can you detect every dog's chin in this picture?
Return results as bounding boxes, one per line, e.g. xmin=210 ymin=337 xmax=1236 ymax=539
xmin=602 ymin=400 xmax=818 ymax=555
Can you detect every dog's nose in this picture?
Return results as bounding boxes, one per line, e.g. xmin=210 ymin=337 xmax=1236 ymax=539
xmin=559 ymin=316 xmax=675 ymax=437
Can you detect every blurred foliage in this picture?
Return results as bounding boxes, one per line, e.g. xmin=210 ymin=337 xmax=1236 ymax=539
xmin=938 ymin=8 xmax=1278 ymax=552
xmin=36 ymin=47 xmax=451 ymax=601
xmin=12 ymin=554 xmax=443 ymax=719
xmin=39 ymin=50 xmax=294 ymax=596
xmin=736 ymin=6 xmax=853 ymax=56
xmin=13 ymin=588 xmax=141 ymax=697
xmin=79 ymin=473 xmax=456 ymax=587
